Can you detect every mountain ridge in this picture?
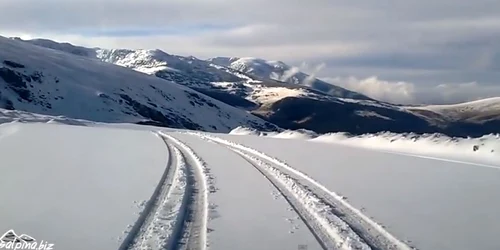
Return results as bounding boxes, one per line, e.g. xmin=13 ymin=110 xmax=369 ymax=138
xmin=0 ymin=36 xmax=277 ymax=132
xmin=10 ymin=36 xmax=500 ymax=137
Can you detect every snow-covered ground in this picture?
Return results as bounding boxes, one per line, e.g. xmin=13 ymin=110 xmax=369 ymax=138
xmin=2 ymin=115 xmax=500 ymax=250
xmin=0 ymin=123 xmax=167 ymax=250
xmin=229 ymin=126 xmax=500 ymax=166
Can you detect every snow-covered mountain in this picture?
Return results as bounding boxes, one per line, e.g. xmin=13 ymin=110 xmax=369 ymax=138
xmin=14 ymin=37 xmax=500 ymax=137
xmin=11 ymin=37 xmax=97 ymax=57
xmin=97 ymin=49 xmax=243 ymax=83
xmin=407 ymin=97 xmax=500 ymax=123
xmin=403 ymin=98 xmax=500 ymax=136
xmin=0 ymin=36 xmax=277 ymax=132
xmin=17 ymin=37 xmax=369 ymax=100
xmin=208 ymin=56 xmax=370 ymax=100
xmin=88 ymin=48 xmax=447 ymax=135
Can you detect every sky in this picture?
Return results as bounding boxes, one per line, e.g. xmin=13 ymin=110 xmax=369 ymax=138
xmin=1 ymin=0 xmax=499 ymax=105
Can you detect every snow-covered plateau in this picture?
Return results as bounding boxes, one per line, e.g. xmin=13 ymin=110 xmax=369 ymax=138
xmin=1 ymin=110 xmax=500 ymax=250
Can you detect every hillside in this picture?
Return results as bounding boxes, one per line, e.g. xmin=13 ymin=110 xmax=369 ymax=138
xmin=406 ymin=98 xmax=500 ymax=137
xmin=208 ymin=56 xmax=371 ymax=100
xmin=15 ymin=37 xmax=500 ymax=137
xmin=408 ymin=97 xmax=500 ymax=122
xmin=0 ymin=36 xmax=277 ymax=132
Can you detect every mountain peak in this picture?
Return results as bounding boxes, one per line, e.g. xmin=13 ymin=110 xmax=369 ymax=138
xmin=209 ymin=56 xmax=371 ymax=100
xmin=207 ymin=56 xmax=240 ymax=67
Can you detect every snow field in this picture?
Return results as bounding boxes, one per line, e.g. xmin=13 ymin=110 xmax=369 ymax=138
xmin=2 ymin=121 xmax=500 ymax=250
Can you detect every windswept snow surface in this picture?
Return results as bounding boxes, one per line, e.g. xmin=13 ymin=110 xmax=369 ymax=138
xmin=2 ymin=118 xmax=500 ymax=250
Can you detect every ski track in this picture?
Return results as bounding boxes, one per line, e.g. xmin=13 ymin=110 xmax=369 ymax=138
xmin=185 ymin=131 xmax=415 ymax=250
xmin=159 ymin=132 xmax=210 ymax=250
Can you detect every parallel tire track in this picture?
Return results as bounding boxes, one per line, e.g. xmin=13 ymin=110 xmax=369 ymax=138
xmin=231 ymin=148 xmax=358 ymax=250
xmin=118 ymin=132 xmax=210 ymax=250
xmin=119 ymin=133 xmax=189 ymax=250
xmin=187 ymin=132 xmax=415 ymax=250
xmin=159 ymin=132 xmax=210 ymax=250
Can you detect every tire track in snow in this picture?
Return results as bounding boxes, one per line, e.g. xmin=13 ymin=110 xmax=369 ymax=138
xmin=119 ymin=133 xmax=189 ymax=250
xmin=187 ymin=132 xmax=415 ymax=250
xmin=231 ymin=147 xmax=367 ymax=250
xmin=159 ymin=132 xmax=211 ymax=250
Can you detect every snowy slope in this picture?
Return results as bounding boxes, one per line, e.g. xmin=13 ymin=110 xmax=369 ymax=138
xmin=11 ymin=37 xmax=97 ymax=58
xmin=407 ymin=97 xmax=500 ymax=123
xmin=95 ymin=47 xmax=350 ymax=108
xmin=0 ymin=36 xmax=276 ymax=132
xmin=87 ymin=48 xmax=448 ymax=136
xmin=2 ymin=117 xmax=500 ymax=250
xmin=16 ymin=37 xmax=500 ymax=137
xmin=16 ymin=38 xmax=369 ymax=102
xmin=0 ymin=107 xmax=93 ymax=126
xmin=208 ymin=57 xmax=371 ymax=100
xmin=97 ymin=49 xmax=243 ymax=84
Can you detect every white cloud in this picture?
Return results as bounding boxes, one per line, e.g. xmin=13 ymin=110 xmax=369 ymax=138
xmin=323 ymin=76 xmax=500 ymax=105
xmin=325 ymin=76 xmax=417 ymax=104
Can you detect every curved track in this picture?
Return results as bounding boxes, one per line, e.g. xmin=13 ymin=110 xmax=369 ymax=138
xmin=187 ymin=131 xmax=414 ymax=250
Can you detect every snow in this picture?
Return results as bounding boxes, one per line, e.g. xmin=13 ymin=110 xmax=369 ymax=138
xmin=250 ymin=86 xmax=308 ymax=105
xmin=216 ymin=133 xmax=500 ymax=250
xmin=18 ymin=38 xmax=370 ymax=103
xmin=406 ymin=97 xmax=500 ymax=121
xmin=272 ymin=129 xmax=318 ymax=139
xmin=18 ymin=38 xmax=408 ymax=129
xmin=208 ymin=57 xmax=370 ymax=100
xmin=168 ymin=133 xmax=322 ymax=250
xmin=1 ymin=112 xmax=500 ymax=250
xmin=354 ymin=110 xmax=393 ymax=120
xmin=4 ymin=36 xmax=499 ymax=249
xmin=0 ymin=122 xmax=167 ymax=250
xmin=230 ymin=126 xmax=500 ymax=166
xmin=228 ymin=57 xmax=286 ymax=79
xmin=312 ymin=132 xmax=500 ymax=166
xmin=0 ymin=36 xmax=273 ymax=132
xmin=96 ymin=49 xmax=180 ymax=75
xmin=0 ymin=108 xmax=93 ymax=126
